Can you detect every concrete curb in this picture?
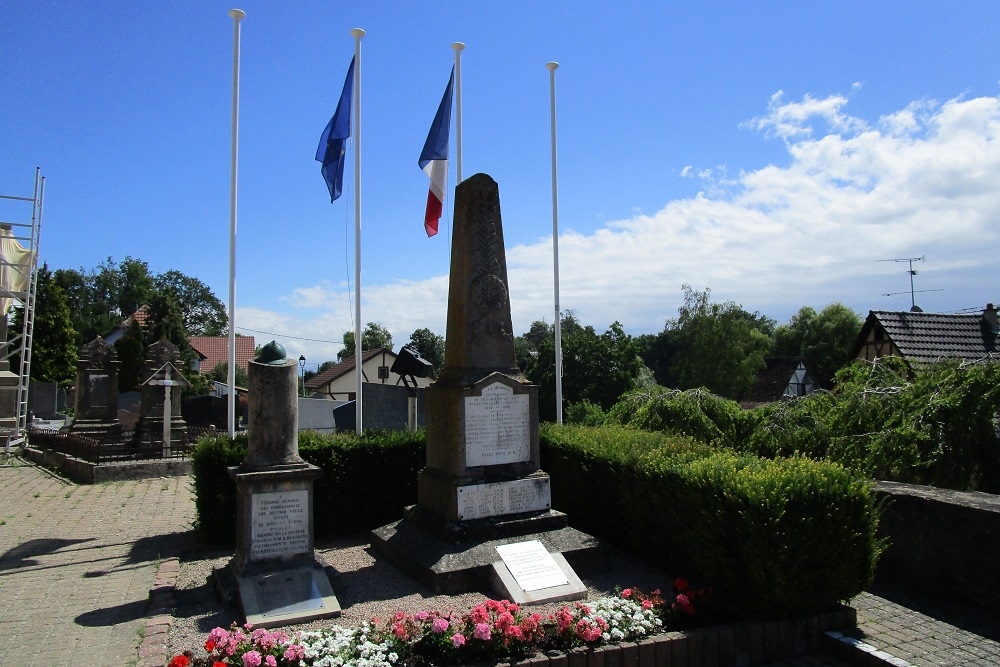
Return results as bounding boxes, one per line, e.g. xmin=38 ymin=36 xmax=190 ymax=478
xmin=138 ymin=557 xmax=181 ymax=667
xmin=823 ymin=631 xmax=914 ymax=667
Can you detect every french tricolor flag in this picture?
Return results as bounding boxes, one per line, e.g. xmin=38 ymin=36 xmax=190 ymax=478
xmin=418 ymin=67 xmax=455 ymax=237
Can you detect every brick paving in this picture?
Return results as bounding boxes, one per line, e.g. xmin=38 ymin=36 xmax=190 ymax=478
xmin=0 ymin=459 xmax=194 ymax=667
xmin=1 ymin=457 xmax=998 ymax=667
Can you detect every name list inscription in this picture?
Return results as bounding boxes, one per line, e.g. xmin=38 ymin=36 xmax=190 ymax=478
xmin=250 ymin=490 xmax=309 ymax=560
xmin=465 ymin=382 xmax=530 ymax=467
xmin=457 ymin=478 xmax=551 ymax=520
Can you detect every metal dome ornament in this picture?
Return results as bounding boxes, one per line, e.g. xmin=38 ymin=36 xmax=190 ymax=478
xmin=255 ymin=340 xmax=287 ymax=365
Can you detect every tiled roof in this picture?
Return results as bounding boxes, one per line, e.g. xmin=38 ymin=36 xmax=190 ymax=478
xmin=189 ymin=336 xmax=256 ymax=373
xmin=854 ymin=309 xmax=999 ymax=365
xmin=304 ymin=348 xmax=391 ymax=390
xmin=747 ymin=357 xmax=807 ymax=403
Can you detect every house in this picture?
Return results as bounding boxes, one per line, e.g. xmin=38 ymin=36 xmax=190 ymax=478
xmin=189 ymin=336 xmax=256 ymax=375
xmin=848 ymin=304 xmax=999 ymax=367
xmin=304 ymin=348 xmax=434 ymax=401
xmin=743 ymin=357 xmax=817 ymax=407
xmin=103 ymin=306 xmax=151 ymax=346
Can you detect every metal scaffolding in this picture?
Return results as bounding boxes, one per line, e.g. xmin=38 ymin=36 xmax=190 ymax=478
xmin=0 ymin=168 xmax=43 ymax=456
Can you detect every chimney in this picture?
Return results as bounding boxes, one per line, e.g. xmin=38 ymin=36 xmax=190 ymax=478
xmin=984 ymin=303 xmax=999 ymax=335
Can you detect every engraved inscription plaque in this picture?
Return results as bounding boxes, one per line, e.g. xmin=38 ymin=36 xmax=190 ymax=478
xmin=496 ymin=540 xmax=569 ymax=592
xmin=250 ymin=490 xmax=310 ymax=560
xmin=465 ymin=382 xmax=530 ymax=467
xmin=457 ymin=478 xmax=551 ymax=520
xmin=251 ymin=569 xmax=325 ymax=617
xmin=89 ymin=374 xmax=109 ymax=408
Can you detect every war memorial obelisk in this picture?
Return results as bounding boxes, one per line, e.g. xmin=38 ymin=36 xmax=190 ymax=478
xmin=371 ymin=174 xmax=603 ymax=601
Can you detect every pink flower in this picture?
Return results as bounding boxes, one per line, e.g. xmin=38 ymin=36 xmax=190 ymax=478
xmin=451 ymin=632 xmax=466 ymax=648
xmin=392 ymin=621 xmax=409 ymax=640
xmin=265 ymin=657 xmax=277 ymax=667
xmin=642 ymin=599 xmax=653 ymax=610
xmin=242 ymin=650 xmax=262 ymax=667
xmin=554 ymin=608 xmax=574 ymax=631
xmin=415 ymin=611 xmax=429 ymax=622
xmin=504 ymin=625 xmax=525 ymax=641
xmin=283 ymin=645 xmax=305 ymax=661
xmin=470 ymin=604 xmax=489 ymax=624
xmin=473 ymin=622 xmax=491 ymax=641
xmin=495 ymin=611 xmax=515 ymax=630
xmin=622 ymin=588 xmax=633 ymax=599
xmin=432 ymin=617 xmax=450 ymax=634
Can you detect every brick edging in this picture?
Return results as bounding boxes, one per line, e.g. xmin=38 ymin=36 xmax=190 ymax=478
xmin=138 ymin=557 xmax=180 ymax=667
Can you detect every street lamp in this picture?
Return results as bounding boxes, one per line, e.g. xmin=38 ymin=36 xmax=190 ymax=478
xmin=298 ymin=355 xmax=306 ymax=397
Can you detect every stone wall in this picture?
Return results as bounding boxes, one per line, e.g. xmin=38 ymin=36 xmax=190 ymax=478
xmin=874 ymin=481 xmax=1000 ymax=613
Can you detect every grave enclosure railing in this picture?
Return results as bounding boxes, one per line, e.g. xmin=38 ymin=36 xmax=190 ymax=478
xmin=27 ymin=425 xmax=219 ymax=464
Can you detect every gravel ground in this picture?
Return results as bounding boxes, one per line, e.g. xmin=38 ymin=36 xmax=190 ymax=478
xmin=167 ymin=536 xmax=675 ymax=659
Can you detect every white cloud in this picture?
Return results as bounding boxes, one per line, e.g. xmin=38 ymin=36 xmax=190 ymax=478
xmin=248 ymin=91 xmax=1000 ymax=361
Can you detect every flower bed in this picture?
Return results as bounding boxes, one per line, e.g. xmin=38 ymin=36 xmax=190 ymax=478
xmin=167 ymin=582 xmax=714 ymax=667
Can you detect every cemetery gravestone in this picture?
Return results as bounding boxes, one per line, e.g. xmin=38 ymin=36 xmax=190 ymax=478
xmin=137 ymin=338 xmax=189 ymax=453
xmin=370 ymin=174 xmax=599 ymax=600
xmin=67 ymin=337 xmax=123 ymax=444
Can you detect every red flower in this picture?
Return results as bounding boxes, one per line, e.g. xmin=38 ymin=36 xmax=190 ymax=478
xmin=168 ymin=656 xmax=190 ymax=667
xmin=214 ymin=663 xmax=227 ymax=667
xmin=674 ymin=577 xmax=688 ymax=592
xmin=204 ymin=639 xmax=216 ymax=652
xmin=621 ymin=588 xmax=633 ymax=599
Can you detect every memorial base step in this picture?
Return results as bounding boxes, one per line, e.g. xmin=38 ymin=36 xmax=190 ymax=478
xmin=369 ymin=517 xmax=608 ymax=596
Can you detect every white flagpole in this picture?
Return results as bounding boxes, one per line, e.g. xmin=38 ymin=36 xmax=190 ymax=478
xmin=451 ymin=42 xmax=464 ymax=183
xmin=352 ymin=28 xmax=365 ymax=434
xmin=227 ymin=8 xmax=245 ymax=438
xmin=547 ymin=61 xmax=563 ymax=425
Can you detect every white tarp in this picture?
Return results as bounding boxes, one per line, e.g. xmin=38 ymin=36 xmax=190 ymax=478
xmin=0 ymin=227 xmax=32 ymax=315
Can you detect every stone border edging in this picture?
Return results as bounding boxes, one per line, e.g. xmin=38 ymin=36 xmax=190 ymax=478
xmin=138 ymin=557 xmax=180 ymax=667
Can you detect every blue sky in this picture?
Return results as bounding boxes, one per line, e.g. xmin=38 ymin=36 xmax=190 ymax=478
xmin=3 ymin=2 xmax=1000 ymax=368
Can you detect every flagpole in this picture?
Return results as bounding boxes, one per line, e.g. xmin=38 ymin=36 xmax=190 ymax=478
xmin=351 ymin=27 xmax=365 ymax=434
xmin=546 ymin=61 xmax=563 ymax=425
xmin=451 ymin=42 xmax=464 ymax=183
xmin=227 ymin=8 xmax=245 ymax=438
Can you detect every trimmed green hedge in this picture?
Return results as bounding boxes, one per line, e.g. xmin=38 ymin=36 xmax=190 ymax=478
xmin=191 ymin=429 xmax=424 ymax=544
xmin=541 ymin=423 xmax=884 ymax=619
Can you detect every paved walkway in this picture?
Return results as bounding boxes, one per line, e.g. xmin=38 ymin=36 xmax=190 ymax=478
xmin=0 ymin=459 xmax=193 ymax=667
xmin=1 ymin=458 xmax=997 ymax=667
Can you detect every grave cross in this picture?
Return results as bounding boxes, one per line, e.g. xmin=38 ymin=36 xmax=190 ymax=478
xmin=142 ymin=362 xmax=190 ymax=456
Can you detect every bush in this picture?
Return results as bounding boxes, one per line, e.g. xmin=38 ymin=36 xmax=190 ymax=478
xmin=191 ymin=429 xmax=425 ymax=544
xmin=608 ymin=387 xmax=750 ymax=448
xmin=540 ymin=423 xmax=883 ymax=619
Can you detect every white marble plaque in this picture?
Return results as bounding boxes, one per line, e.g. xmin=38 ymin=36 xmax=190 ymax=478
xmin=496 ymin=540 xmax=569 ymax=592
xmin=250 ymin=489 xmax=310 ymax=560
xmin=465 ymin=382 xmax=530 ymax=467
xmin=250 ymin=569 xmax=325 ymax=617
xmin=457 ymin=478 xmax=550 ymax=520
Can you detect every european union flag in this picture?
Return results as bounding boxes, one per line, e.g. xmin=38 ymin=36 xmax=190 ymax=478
xmin=316 ymin=56 xmax=355 ymax=202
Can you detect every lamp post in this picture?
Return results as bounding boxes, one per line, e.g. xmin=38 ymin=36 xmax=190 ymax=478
xmin=298 ymin=355 xmax=306 ymax=397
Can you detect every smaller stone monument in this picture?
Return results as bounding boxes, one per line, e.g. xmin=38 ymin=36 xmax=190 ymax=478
xmin=67 ymin=337 xmax=122 ymax=443
xmin=137 ymin=338 xmax=189 ymax=452
xmin=224 ymin=341 xmax=340 ymax=628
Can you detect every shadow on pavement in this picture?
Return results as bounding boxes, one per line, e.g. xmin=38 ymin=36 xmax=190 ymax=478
xmin=0 ymin=537 xmax=95 ymax=570
xmin=868 ymin=581 xmax=1000 ymax=643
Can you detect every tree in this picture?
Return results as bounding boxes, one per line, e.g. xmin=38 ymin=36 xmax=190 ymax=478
xmin=12 ymin=264 xmax=77 ymax=386
xmin=407 ymin=327 xmax=445 ymax=374
xmin=668 ymin=285 xmax=775 ymax=400
xmin=338 ymin=322 xmax=393 ymax=361
xmin=772 ymin=303 xmax=862 ymax=388
xmin=154 ymin=270 xmax=227 ymax=336
xmin=527 ymin=320 xmax=643 ymax=422
xmin=210 ymin=360 xmax=249 ymax=388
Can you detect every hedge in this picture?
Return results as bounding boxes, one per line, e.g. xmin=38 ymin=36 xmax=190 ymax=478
xmin=541 ymin=423 xmax=884 ymax=619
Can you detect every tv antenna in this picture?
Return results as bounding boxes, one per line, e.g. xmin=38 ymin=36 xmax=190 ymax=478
xmin=876 ymin=255 xmax=942 ymax=311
